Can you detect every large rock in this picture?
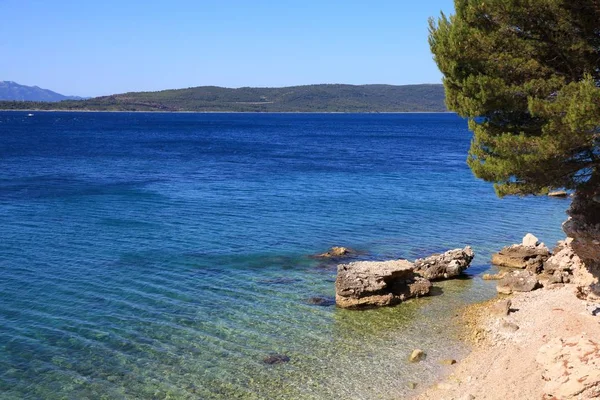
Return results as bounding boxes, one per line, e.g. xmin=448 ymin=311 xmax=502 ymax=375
xmin=413 ymin=246 xmax=475 ymax=280
xmin=335 ymin=260 xmax=431 ymax=309
xmin=536 ymin=335 xmax=600 ymax=399
xmin=491 ymin=239 xmax=550 ymax=272
xmin=563 ymin=191 xmax=600 ymax=299
xmin=496 ymin=270 xmax=539 ymax=294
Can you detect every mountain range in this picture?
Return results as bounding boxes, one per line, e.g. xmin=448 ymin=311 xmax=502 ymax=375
xmin=0 ymin=81 xmax=84 ymax=102
xmin=0 ymin=83 xmax=447 ymax=112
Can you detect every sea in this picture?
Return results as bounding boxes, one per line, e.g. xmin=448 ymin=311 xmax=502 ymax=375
xmin=0 ymin=112 xmax=569 ymax=399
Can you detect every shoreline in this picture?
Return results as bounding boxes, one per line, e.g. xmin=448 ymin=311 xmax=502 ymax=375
xmin=0 ymin=109 xmax=454 ymax=114
xmin=413 ymin=284 xmax=600 ymax=399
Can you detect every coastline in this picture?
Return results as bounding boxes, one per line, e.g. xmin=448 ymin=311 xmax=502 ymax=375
xmin=413 ymin=284 xmax=600 ymax=400
xmin=0 ymin=109 xmax=454 ymax=114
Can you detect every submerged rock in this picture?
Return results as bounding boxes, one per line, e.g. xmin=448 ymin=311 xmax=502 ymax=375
xmin=263 ymin=354 xmax=290 ymax=365
xmin=314 ymin=246 xmax=355 ymax=259
xmin=335 ymin=259 xmax=431 ymax=309
xmin=305 ymin=296 xmax=335 ymax=306
xmin=497 ymin=270 xmax=539 ymax=294
xmin=482 ymin=272 xmax=507 ymax=281
xmin=413 ymin=246 xmax=475 ymax=280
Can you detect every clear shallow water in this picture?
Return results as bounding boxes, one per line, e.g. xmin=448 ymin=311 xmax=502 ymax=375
xmin=0 ymin=112 xmax=569 ymax=399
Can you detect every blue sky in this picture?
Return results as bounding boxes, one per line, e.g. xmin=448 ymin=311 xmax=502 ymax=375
xmin=1 ymin=0 xmax=455 ymax=97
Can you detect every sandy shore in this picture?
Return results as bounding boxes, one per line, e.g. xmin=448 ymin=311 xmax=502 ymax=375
xmin=414 ymin=284 xmax=600 ymax=400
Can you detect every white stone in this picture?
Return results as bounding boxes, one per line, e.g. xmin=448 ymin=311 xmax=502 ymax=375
xmin=522 ymin=233 xmax=539 ymax=248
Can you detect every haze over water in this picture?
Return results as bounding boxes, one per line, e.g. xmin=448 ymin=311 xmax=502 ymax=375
xmin=0 ymin=112 xmax=568 ymax=399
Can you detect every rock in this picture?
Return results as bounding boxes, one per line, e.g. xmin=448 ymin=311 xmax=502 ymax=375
xmin=491 ymin=299 xmax=512 ymax=316
xmin=496 ymin=270 xmax=539 ymax=294
xmin=409 ymin=349 xmax=425 ymax=362
xmin=538 ymin=272 xmax=564 ymax=286
xmin=314 ymin=246 xmax=354 ymax=259
xmin=439 ymin=359 xmax=457 ymax=365
xmin=306 ymin=297 xmax=335 ymax=306
xmin=413 ymin=246 xmax=475 ymax=280
xmin=548 ymin=190 xmax=568 ymax=197
xmin=522 ymin=233 xmax=539 ymax=247
xmin=407 ymin=382 xmax=418 ymax=390
xmin=406 ymin=277 xmax=433 ymax=298
xmin=536 ymin=335 xmax=600 ymax=399
xmin=491 ymin=244 xmax=550 ymax=272
xmin=586 ymin=304 xmax=600 ymax=316
xmin=335 ymin=260 xmax=432 ymax=309
xmin=263 ymin=354 xmax=290 ymax=365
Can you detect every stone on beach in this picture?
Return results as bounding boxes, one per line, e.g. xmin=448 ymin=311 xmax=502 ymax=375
xmin=490 ymin=299 xmax=511 ymax=316
xmin=439 ymin=359 xmax=457 ymax=365
xmin=413 ymin=246 xmax=475 ymax=280
xmin=335 ymin=259 xmax=431 ymax=308
xmin=409 ymin=349 xmax=426 ymax=363
xmin=496 ymin=270 xmax=539 ymax=294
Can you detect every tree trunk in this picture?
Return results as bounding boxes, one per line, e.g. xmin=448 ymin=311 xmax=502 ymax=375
xmin=563 ymin=169 xmax=600 ymax=298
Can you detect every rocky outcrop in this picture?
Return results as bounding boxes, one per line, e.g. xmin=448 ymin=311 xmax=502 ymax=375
xmin=536 ymin=335 xmax=600 ymax=399
xmin=414 ymin=246 xmax=475 ymax=280
xmin=538 ymin=238 xmax=585 ymax=285
xmin=491 ymin=234 xmax=550 ymax=273
xmin=491 ymin=234 xmax=594 ymax=294
xmin=335 ymin=260 xmax=431 ymax=309
xmin=563 ymin=191 xmax=600 ymax=299
xmin=496 ymin=270 xmax=539 ymax=294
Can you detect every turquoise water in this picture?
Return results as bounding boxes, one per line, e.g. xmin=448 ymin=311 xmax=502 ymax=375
xmin=0 ymin=112 xmax=568 ymax=399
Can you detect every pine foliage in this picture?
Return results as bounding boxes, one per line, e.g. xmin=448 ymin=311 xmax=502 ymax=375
xmin=429 ymin=0 xmax=600 ymax=196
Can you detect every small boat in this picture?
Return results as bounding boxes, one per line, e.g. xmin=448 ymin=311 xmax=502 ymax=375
xmin=27 ymin=113 xmax=34 ymax=117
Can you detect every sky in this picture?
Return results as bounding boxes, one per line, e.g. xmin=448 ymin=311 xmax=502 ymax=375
xmin=0 ymin=0 xmax=456 ymax=97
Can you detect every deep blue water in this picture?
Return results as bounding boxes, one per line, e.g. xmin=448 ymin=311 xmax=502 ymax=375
xmin=0 ymin=112 xmax=569 ymax=399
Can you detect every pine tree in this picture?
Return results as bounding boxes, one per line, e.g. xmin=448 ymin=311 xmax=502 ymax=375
xmin=429 ymin=0 xmax=600 ymax=202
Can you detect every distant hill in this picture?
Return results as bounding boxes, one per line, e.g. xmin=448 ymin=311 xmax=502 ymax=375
xmin=0 ymin=81 xmax=84 ymax=102
xmin=0 ymin=84 xmax=447 ymax=112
